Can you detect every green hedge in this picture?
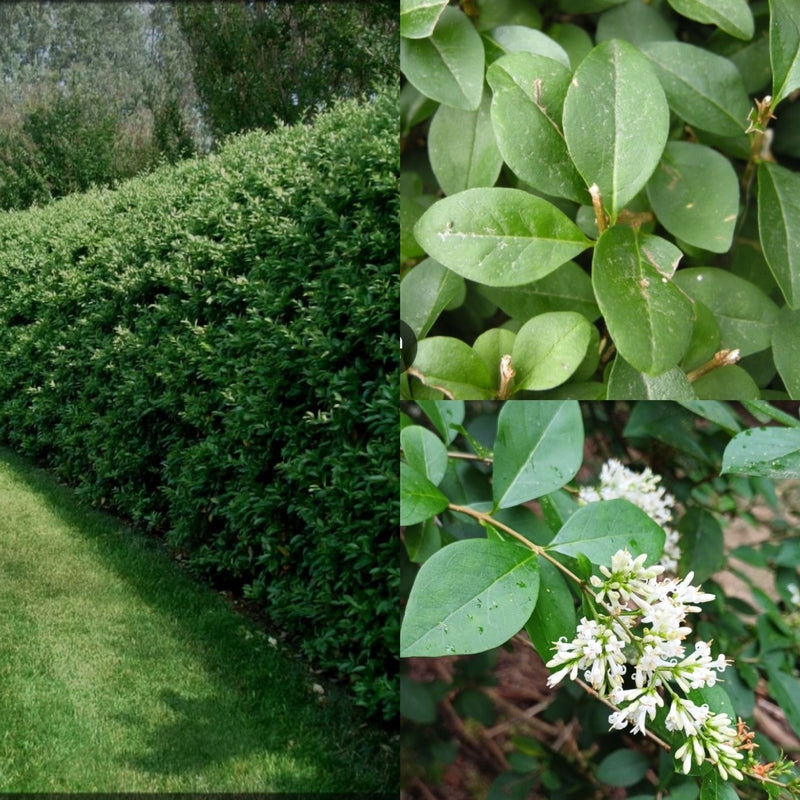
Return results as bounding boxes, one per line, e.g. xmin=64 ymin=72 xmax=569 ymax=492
xmin=0 ymin=88 xmax=398 ymax=720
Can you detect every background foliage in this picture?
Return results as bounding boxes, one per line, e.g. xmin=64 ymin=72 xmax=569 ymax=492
xmin=401 ymin=400 xmax=800 ymax=798
xmin=0 ymin=89 xmax=398 ymax=721
xmin=400 ymin=0 xmax=800 ymax=401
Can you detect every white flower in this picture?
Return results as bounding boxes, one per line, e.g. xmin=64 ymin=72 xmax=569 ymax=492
xmin=578 ymin=459 xmax=681 ymax=571
xmin=673 ymin=709 xmax=744 ymax=780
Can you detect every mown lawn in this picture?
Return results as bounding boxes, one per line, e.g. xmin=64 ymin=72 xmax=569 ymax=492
xmin=0 ymin=448 xmax=396 ymax=792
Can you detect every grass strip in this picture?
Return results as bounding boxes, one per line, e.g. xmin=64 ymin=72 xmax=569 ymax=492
xmin=0 ymin=448 xmax=396 ymax=792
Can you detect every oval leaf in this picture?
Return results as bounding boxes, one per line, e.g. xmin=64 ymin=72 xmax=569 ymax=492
xmin=770 ymin=0 xmax=800 ymax=106
xmin=492 ymin=400 xmax=584 ymax=508
xmin=400 ymin=6 xmax=484 ymax=110
xmin=401 ymin=258 xmax=465 ymax=339
xmin=672 ymin=268 xmax=780 ymax=357
xmin=647 ymin=142 xmax=739 ymax=253
xmin=563 ymin=39 xmax=669 ymax=216
xmin=400 ymin=0 xmax=449 ymax=39
xmin=773 ymin=305 xmax=800 ymax=399
xmin=487 ymin=52 xmax=588 ymax=202
xmin=429 ymin=86 xmax=503 ymax=195
xmin=401 ymin=461 xmax=450 ymax=526
xmin=640 ymin=41 xmax=751 ymax=137
xmin=592 ymin=226 xmax=693 ymax=375
xmin=607 ymin=356 xmax=696 ymax=400
xmin=758 ymin=161 xmax=800 ymax=309
xmin=721 ymin=427 xmax=800 ymax=479
xmin=411 ymin=336 xmax=495 ymax=399
xmin=401 ymin=425 xmax=449 ymax=486
xmin=666 ymin=0 xmax=754 ymax=40
xmin=548 ymin=498 xmax=667 ymax=566
xmin=525 ymin=557 xmax=577 ymax=664
xmin=511 ymin=311 xmax=593 ymax=391
xmin=413 ymin=188 xmax=591 ymax=287
xmin=400 ymin=538 xmax=541 ymax=656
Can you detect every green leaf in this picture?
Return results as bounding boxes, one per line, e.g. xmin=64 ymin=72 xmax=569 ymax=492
xmin=401 ymin=258 xmax=465 ymax=339
xmin=596 ymin=749 xmax=650 ymax=788
xmin=692 ymin=365 xmax=760 ymax=400
xmin=487 ymin=52 xmax=588 ymax=203
xmin=525 ymin=557 xmax=576 ymax=664
xmin=721 ymin=426 xmax=800 ymax=479
xmin=400 ymin=0 xmax=449 ymax=39
xmin=647 ymin=142 xmax=739 ymax=253
xmin=765 ymin=667 xmax=800 ymax=737
xmin=400 ymin=6 xmax=485 ymax=110
xmin=770 ymin=0 xmax=800 ymax=107
xmin=411 ymin=337 xmax=495 ymax=399
xmin=548 ymin=498 xmax=666 ymax=565
xmin=486 ymin=26 xmax=571 ymax=69
xmin=400 ymin=538 xmax=541 ymax=656
xmin=672 ymin=269 xmax=780 ymax=357
xmin=624 ymin=401 xmax=711 ymax=463
xmin=413 ymin=188 xmax=591 ymax=287
xmin=666 ymin=0 xmax=754 ymax=40
xmin=592 ymin=226 xmax=693 ymax=375
xmin=607 ymin=356 xmax=696 ymax=400
xmin=511 ymin=312 xmax=593 ymax=391
xmin=699 ymin=767 xmax=739 ymax=800
xmin=417 ymin=400 xmax=465 ymax=444
xmin=678 ymin=507 xmax=725 ymax=584
xmin=429 ymin=87 xmax=503 ymax=195
xmin=773 ymin=305 xmax=800 ymax=399
xmin=680 ymin=300 xmax=721 ymax=372
xmin=758 ymin=161 xmax=800 ymax=309
xmin=678 ymin=400 xmax=743 ymax=435
xmin=401 ymin=461 xmax=451 ymax=526
xmin=473 ymin=328 xmax=517 ymax=389
xmin=479 ymin=262 xmax=600 ymax=323
xmin=596 ymin=1 xmax=677 ymax=47
xmin=563 ymin=38 xmax=669 ymax=216
xmin=640 ymin=41 xmax=751 ymax=137
xmin=492 ymin=401 xmax=583 ymax=508
xmin=401 ymin=425 xmax=449 ymax=486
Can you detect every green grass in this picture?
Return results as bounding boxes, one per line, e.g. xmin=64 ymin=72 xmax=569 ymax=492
xmin=0 ymin=448 xmax=397 ymax=792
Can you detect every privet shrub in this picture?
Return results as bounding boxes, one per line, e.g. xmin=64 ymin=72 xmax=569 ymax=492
xmin=0 ymin=87 xmax=398 ymax=720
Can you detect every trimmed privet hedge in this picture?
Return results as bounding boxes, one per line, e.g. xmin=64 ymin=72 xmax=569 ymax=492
xmin=0 ymin=87 xmax=398 ymax=720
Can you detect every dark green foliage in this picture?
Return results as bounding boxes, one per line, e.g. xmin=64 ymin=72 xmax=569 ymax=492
xmin=0 ymin=88 xmax=398 ymax=720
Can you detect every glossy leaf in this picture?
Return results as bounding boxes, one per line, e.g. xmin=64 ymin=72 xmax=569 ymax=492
xmin=680 ymin=300 xmax=720 ymax=372
xmin=525 ymin=557 xmax=576 ymax=664
xmin=757 ymin=161 xmax=800 ymax=309
xmin=429 ymin=87 xmax=503 ymax=195
xmin=770 ymin=0 xmax=800 ymax=107
xmin=722 ymin=427 xmax=800 ymax=479
xmin=401 ymin=461 xmax=450 ymax=526
xmin=592 ymin=226 xmax=693 ymax=375
xmin=607 ymin=356 xmax=696 ymax=400
xmin=596 ymin=750 xmax=650 ymax=788
xmin=511 ymin=312 xmax=593 ymax=391
xmin=492 ymin=400 xmax=583 ymax=508
xmin=401 ymin=425 xmax=449 ymax=486
xmin=666 ymin=0 xmax=754 ymax=40
xmin=401 ymin=258 xmax=465 ymax=339
xmin=673 ymin=269 xmax=779 ymax=357
xmin=563 ymin=39 xmax=669 ymax=216
xmin=692 ymin=366 xmax=760 ymax=400
xmin=773 ymin=306 xmax=800 ymax=399
xmin=486 ymin=26 xmax=571 ymax=68
xmin=417 ymin=400 xmax=465 ymax=444
xmin=479 ymin=261 xmax=600 ymax=322
xmin=765 ymin=666 xmax=800 ymax=737
xmin=596 ymin=1 xmax=676 ymax=46
xmin=640 ymin=41 xmax=751 ymax=137
xmin=473 ymin=327 xmax=516 ymax=389
xmin=487 ymin=52 xmax=587 ymax=202
xmin=678 ymin=507 xmax=725 ymax=584
xmin=400 ymin=6 xmax=484 ymax=110
xmin=400 ymin=538 xmax=540 ymax=656
xmin=647 ymin=142 xmax=739 ymax=253
xmin=413 ymin=188 xmax=591 ymax=287
xmin=400 ymin=0 xmax=449 ymax=39
xmin=411 ymin=337 xmax=495 ymax=399
xmin=700 ymin=771 xmax=740 ymax=800
xmin=548 ymin=498 xmax=666 ymax=566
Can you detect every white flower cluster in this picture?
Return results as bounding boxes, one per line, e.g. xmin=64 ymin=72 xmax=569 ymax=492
xmin=578 ymin=459 xmax=681 ymax=572
xmin=546 ymin=550 xmax=744 ymax=781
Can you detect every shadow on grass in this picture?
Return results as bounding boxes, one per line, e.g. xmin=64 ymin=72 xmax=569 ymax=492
xmin=0 ymin=448 xmax=396 ymax=792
